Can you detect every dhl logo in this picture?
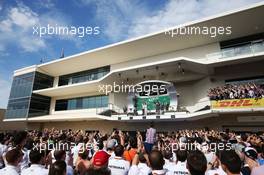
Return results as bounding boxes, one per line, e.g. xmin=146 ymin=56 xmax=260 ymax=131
xmin=212 ymin=99 xmax=263 ymax=108
xmin=219 ymin=99 xmax=253 ymax=107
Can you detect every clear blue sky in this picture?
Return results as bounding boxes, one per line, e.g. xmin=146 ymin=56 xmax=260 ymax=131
xmin=0 ymin=0 xmax=262 ymax=108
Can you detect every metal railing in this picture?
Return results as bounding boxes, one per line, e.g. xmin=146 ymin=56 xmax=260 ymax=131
xmin=96 ymin=103 xmax=195 ymax=118
xmin=206 ymin=41 xmax=264 ymax=59
xmin=96 ymin=99 xmax=214 ymax=116
xmin=96 ymin=103 xmax=123 ymax=116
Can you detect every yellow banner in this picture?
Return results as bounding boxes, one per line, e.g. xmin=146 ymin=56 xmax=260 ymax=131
xmin=211 ymin=98 xmax=264 ymax=109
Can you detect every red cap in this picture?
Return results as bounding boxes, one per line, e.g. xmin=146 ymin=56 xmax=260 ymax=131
xmin=93 ymin=151 xmax=110 ymax=167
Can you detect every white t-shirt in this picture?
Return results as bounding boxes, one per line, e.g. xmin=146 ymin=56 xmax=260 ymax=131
xmin=108 ymin=151 xmax=116 ymax=160
xmin=20 ymin=148 xmax=30 ymax=171
xmin=0 ymin=143 xmax=7 ymax=168
xmin=204 ymin=152 xmax=214 ymax=164
xmin=50 ymin=150 xmax=56 ymax=163
xmin=152 ymin=169 xmax=167 ymax=175
xmin=249 ymin=90 xmax=254 ymax=97
xmin=163 ymin=159 xmax=175 ymax=171
xmin=108 ymin=157 xmax=130 ymax=175
xmin=166 ymin=161 xmax=189 ymax=175
xmin=71 ymin=143 xmax=83 ymax=166
xmin=21 ymin=164 xmax=48 ymax=175
xmin=206 ymin=166 xmax=227 ymax=175
xmin=0 ymin=165 xmax=19 ymax=175
xmin=128 ymin=163 xmax=151 ymax=175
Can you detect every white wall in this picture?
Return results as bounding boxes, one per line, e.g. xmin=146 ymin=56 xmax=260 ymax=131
xmin=174 ymin=81 xmax=195 ymax=107
xmin=111 ymin=43 xmax=220 ymax=71
xmin=191 ymin=77 xmax=212 ymax=102
xmin=112 ymin=92 xmax=128 ymax=110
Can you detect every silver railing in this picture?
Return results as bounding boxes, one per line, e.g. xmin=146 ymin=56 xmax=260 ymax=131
xmin=206 ymin=41 xmax=264 ymax=59
xmin=96 ymin=103 xmax=123 ymax=116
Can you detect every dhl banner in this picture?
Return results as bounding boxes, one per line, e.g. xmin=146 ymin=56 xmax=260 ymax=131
xmin=211 ymin=98 xmax=264 ymax=109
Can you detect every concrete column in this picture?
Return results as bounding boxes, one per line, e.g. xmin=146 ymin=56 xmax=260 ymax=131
xmin=53 ymin=77 xmax=59 ymax=87
xmin=49 ymin=97 xmax=56 ymax=114
xmin=108 ymin=92 xmax=115 ymax=105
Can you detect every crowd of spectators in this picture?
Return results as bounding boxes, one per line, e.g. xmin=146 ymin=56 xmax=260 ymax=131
xmin=0 ymin=125 xmax=264 ymax=175
xmin=208 ymin=82 xmax=264 ymax=100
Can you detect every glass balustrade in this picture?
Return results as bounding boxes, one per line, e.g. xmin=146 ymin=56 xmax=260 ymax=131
xmin=207 ymin=41 xmax=264 ymax=59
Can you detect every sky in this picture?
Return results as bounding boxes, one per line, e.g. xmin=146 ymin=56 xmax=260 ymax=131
xmin=0 ymin=0 xmax=263 ymax=108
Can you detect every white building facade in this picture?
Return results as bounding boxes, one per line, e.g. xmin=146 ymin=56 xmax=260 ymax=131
xmin=4 ymin=3 xmax=264 ymax=132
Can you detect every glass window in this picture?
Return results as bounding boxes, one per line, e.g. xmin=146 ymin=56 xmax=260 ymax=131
xmin=58 ymin=66 xmax=110 ymax=86
xmin=28 ymin=94 xmax=51 ymax=117
xmin=33 ymin=72 xmax=54 ymax=90
xmin=54 ymin=95 xmax=108 ymax=111
xmin=101 ymin=96 xmax=108 ymax=107
xmin=88 ymin=97 xmax=95 ymax=108
xmin=9 ymin=72 xmax=34 ymax=99
xmin=68 ymin=99 xmax=76 ymax=110
xmin=6 ymin=71 xmax=54 ymax=119
xmin=76 ymin=98 xmax=83 ymax=109
xmin=5 ymin=97 xmax=30 ymax=119
xmin=95 ymin=96 xmax=102 ymax=107
xmin=55 ymin=99 xmax=68 ymax=111
xmin=5 ymin=72 xmax=34 ymax=119
xmin=97 ymin=72 xmax=103 ymax=79
xmin=83 ymin=97 xmax=89 ymax=108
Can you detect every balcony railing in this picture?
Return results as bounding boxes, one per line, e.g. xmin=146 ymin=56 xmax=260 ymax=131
xmin=96 ymin=104 xmax=210 ymax=118
xmin=96 ymin=103 xmax=123 ymax=116
xmin=206 ymin=40 xmax=264 ymax=59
